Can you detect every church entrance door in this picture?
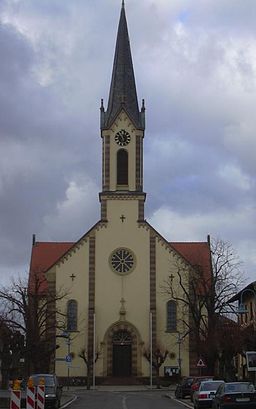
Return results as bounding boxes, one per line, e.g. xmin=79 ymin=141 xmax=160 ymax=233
xmin=112 ymin=330 xmax=132 ymax=377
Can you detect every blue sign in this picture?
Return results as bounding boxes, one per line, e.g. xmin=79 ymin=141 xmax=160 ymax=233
xmin=65 ymin=354 xmax=72 ymax=363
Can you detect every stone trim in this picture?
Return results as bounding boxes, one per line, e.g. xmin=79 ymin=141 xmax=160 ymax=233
xmin=150 ymin=232 xmax=157 ymax=348
xmin=87 ymin=235 xmax=96 ymax=373
xmin=103 ymin=136 xmax=110 ymax=191
xmin=101 ymin=199 xmax=107 ymax=221
xmin=136 ymin=135 xmax=142 ymax=191
xmin=138 ymin=200 xmax=144 ymax=222
xmin=47 ymin=271 xmax=57 ymax=372
xmin=100 ymin=192 xmax=146 ymax=201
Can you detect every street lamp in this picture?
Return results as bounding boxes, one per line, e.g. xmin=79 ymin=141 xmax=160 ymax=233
xmin=237 ymin=288 xmax=256 ymax=315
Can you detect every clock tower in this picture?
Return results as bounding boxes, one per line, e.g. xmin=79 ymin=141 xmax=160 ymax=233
xmin=99 ymin=1 xmax=146 ymax=223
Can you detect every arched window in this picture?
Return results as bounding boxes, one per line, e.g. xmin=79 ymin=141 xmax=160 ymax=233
xmin=67 ymin=300 xmax=78 ymax=331
xmin=117 ymin=149 xmax=128 ymax=185
xmin=166 ymin=300 xmax=177 ymax=332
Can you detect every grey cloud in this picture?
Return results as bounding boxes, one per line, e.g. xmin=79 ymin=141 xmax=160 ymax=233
xmin=0 ymin=0 xmax=255 ymax=283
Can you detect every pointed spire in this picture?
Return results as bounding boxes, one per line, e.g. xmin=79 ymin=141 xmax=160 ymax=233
xmin=103 ymin=2 xmax=143 ymax=129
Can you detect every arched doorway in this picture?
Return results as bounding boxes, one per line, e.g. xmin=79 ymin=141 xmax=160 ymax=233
xmin=104 ymin=322 xmax=142 ymax=377
xmin=112 ymin=330 xmax=132 ymax=377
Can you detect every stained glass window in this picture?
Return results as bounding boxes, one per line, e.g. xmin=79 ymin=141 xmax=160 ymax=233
xmin=67 ymin=299 xmax=77 ymax=331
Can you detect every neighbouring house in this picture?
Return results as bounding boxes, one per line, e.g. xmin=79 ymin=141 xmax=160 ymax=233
xmin=229 ymin=281 xmax=256 ymax=381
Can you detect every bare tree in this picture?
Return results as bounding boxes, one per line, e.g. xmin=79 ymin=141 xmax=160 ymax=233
xmin=143 ymin=346 xmax=169 ymax=388
xmin=0 ymin=321 xmax=24 ymax=388
xmin=0 ymin=273 xmax=69 ymax=377
xmin=163 ymin=237 xmax=244 ymax=374
xmin=78 ymin=347 xmax=101 ymax=390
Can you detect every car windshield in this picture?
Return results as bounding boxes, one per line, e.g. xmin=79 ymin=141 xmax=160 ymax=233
xmin=225 ymin=383 xmax=255 ymax=393
xmin=31 ymin=376 xmax=55 ymax=386
xmin=201 ymin=382 xmax=224 ymax=391
xmin=183 ymin=378 xmax=193 ymax=385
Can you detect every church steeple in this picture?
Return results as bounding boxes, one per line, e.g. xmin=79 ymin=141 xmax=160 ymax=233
xmin=100 ymin=2 xmax=146 ymax=223
xmin=101 ymin=2 xmax=144 ymax=130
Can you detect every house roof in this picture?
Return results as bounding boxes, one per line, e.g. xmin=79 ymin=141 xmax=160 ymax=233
xmin=228 ymin=281 xmax=256 ymax=303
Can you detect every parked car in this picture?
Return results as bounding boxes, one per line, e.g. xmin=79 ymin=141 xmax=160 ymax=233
xmin=194 ymin=380 xmax=225 ymax=409
xmin=28 ymin=374 xmax=62 ymax=408
xmin=175 ymin=377 xmax=194 ymax=399
xmin=212 ymin=382 xmax=256 ymax=409
xmin=190 ymin=377 xmax=214 ymax=402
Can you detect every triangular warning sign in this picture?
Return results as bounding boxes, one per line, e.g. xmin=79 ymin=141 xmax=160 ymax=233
xmin=197 ymin=358 xmax=206 ymax=367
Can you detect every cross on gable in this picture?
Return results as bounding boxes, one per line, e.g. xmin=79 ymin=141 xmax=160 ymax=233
xmin=169 ymin=274 xmax=174 ymax=282
xmin=120 ymin=215 xmax=126 ymax=223
xmin=70 ymin=274 xmax=76 ymax=282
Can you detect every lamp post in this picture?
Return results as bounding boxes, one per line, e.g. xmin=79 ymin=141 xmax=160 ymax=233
xmin=177 ymin=333 xmax=183 ymax=377
xmin=60 ymin=332 xmax=71 ymax=390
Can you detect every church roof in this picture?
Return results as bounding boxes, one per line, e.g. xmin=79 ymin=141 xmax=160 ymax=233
xmin=103 ymin=2 xmax=142 ymax=129
xmin=28 ymin=239 xmax=211 ymax=293
xmin=170 ymin=241 xmax=212 ymax=281
xmin=28 ymin=241 xmax=73 ymax=293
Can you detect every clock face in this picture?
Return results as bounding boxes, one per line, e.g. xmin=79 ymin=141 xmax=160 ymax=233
xmin=115 ymin=129 xmax=131 ymax=146
xmin=109 ymin=248 xmax=135 ymax=275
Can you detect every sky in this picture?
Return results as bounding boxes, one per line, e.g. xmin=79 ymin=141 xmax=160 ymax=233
xmin=0 ymin=0 xmax=255 ymax=285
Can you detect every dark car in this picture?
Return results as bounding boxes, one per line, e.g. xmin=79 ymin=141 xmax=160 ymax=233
xmin=212 ymin=382 xmax=256 ymax=409
xmin=175 ymin=377 xmax=194 ymax=399
xmin=29 ymin=374 xmax=62 ymax=408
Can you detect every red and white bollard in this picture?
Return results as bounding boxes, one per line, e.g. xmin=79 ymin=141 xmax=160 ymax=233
xmin=10 ymin=380 xmax=21 ymax=409
xmin=36 ymin=384 xmax=45 ymax=409
xmin=26 ymin=378 xmax=36 ymax=409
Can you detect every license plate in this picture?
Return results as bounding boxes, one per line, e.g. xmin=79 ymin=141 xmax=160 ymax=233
xmin=236 ymin=398 xmax=250 ymax=402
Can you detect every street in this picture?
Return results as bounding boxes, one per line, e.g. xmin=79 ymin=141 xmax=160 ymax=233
xmin=67 ymin=390 xmax=189 ymax=409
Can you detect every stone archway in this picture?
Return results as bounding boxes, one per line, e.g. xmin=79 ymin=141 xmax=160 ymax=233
xmin=104 ymin=321 xmax=142 ymax=377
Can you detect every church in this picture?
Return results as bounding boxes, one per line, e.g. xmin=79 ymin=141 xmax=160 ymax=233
xmin=29 ymin=2 xmax=211 ymax=383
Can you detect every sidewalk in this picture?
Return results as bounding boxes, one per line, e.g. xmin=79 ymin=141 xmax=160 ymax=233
xmin=63 ymin=384 xmax=176 ymax=393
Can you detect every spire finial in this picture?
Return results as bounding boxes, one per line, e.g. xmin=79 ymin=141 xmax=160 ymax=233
xmin=122 ymin=0 xmax=125 ymax=9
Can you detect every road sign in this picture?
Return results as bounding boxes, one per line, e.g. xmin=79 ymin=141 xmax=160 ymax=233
xmin=196 ymin=358 xmax=206 ymax=367
xmin=65 ymin=354 xmax=72 ymax=363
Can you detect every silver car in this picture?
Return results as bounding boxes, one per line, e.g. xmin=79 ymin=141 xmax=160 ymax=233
xmin=194 ymin=380 xmax=225 ymax=409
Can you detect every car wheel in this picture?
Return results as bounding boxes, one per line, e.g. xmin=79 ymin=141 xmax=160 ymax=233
xmin=54 ymin=399 xmax=60 ymax=409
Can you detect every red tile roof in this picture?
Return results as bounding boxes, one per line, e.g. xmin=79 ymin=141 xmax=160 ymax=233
xmin=29 ymin=240 xmax=212 ymax=293
xmin=170 ymin=241 xmax=212 ymax=283
xmin=28 ymin=242 xmax=74 ymax=293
